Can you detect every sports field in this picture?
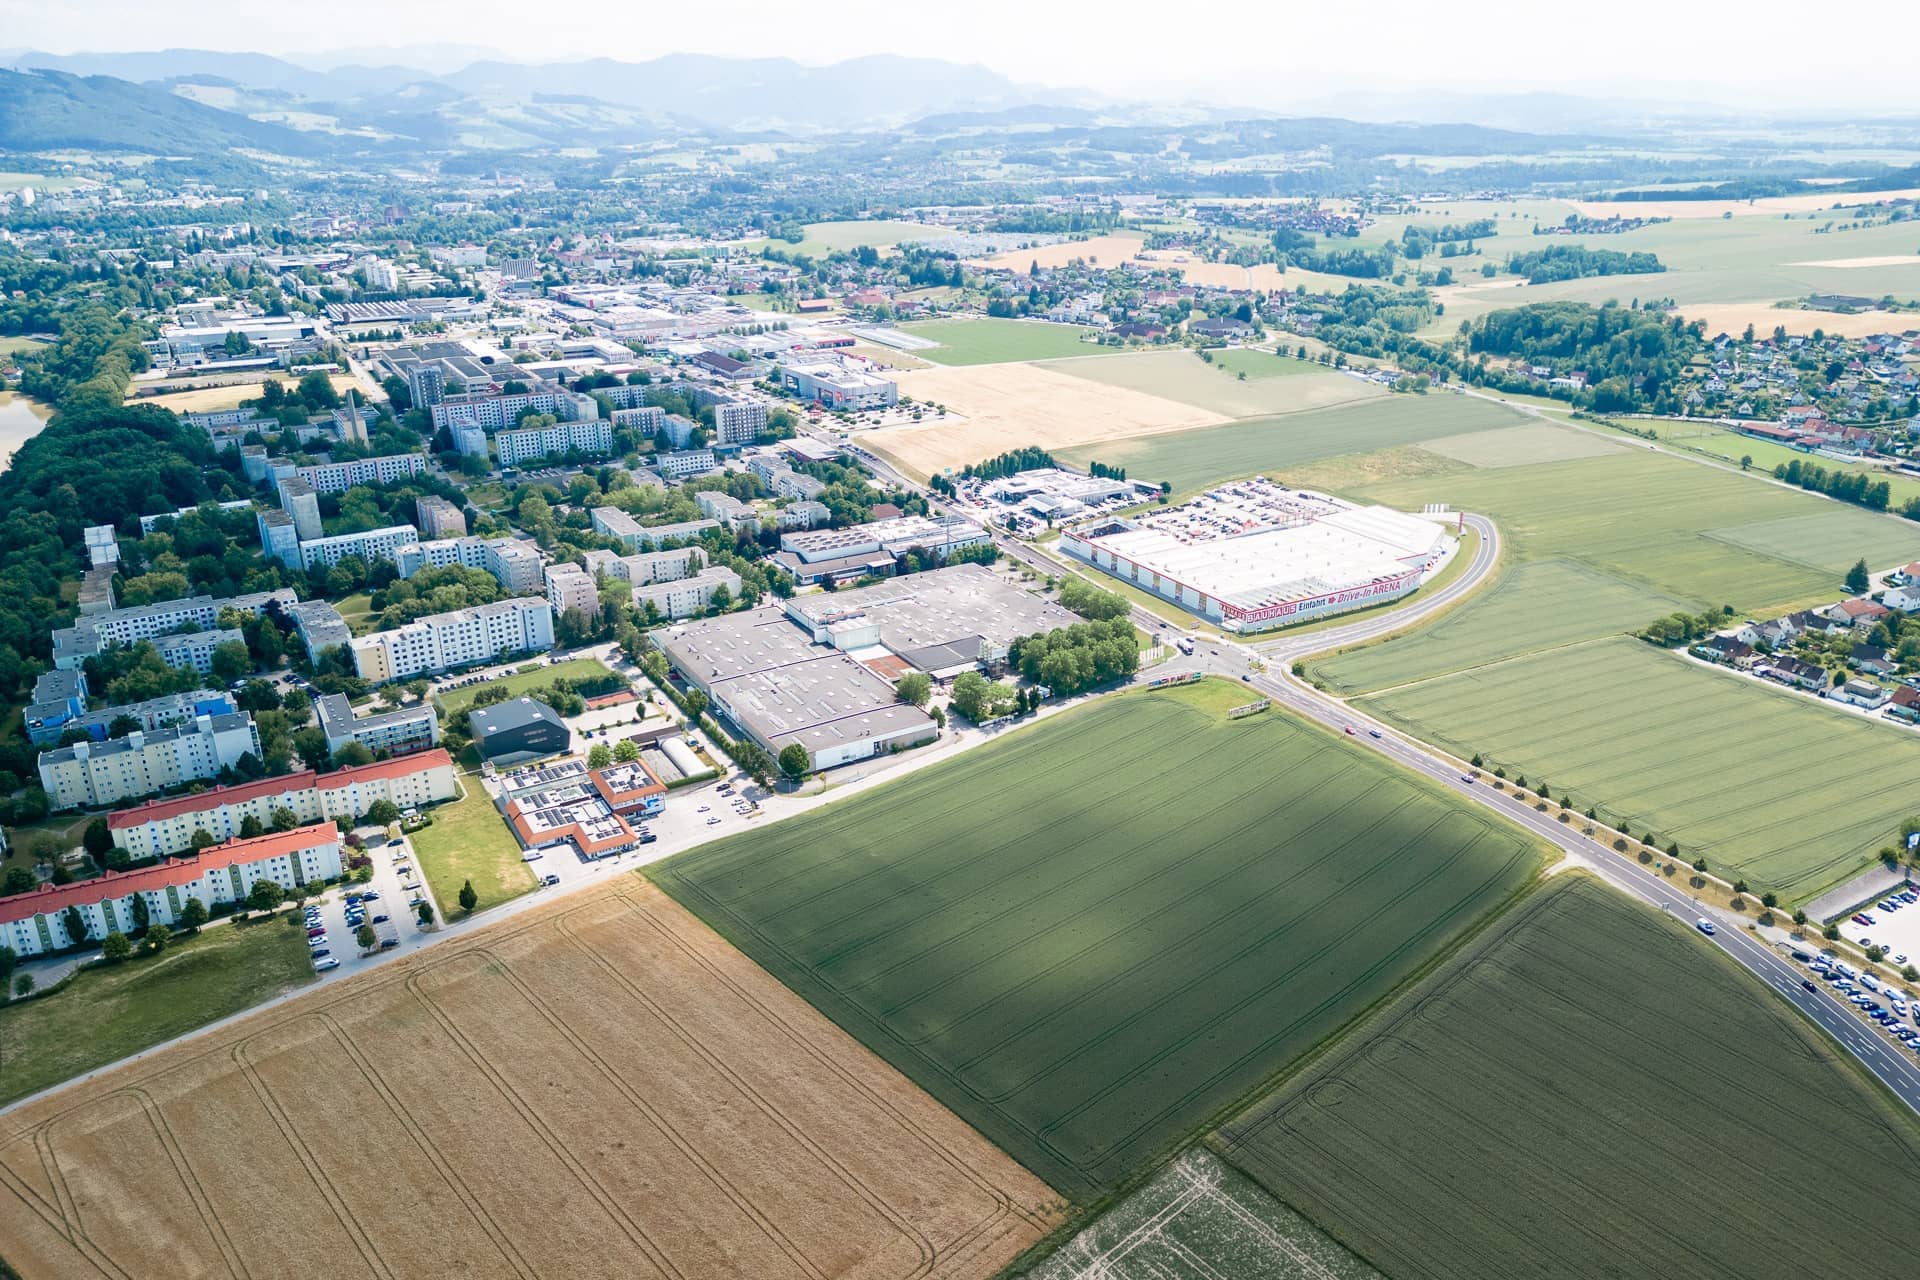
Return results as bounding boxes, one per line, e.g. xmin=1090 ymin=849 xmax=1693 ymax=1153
xmin=651 ymin=680 xmax=1544 ymax=1199
xmin=0 ymin=883 xmax=1057 ymax=1280
xmin=899 ymin=318 xmax=1101 ymax=366
xmin=1357 ymin=636 xmax=1920 ymax=901
xmin=1216 ymin=876 xmax=1920 ymax=1280
xmin=1039 ymin=348 xmax=1385 ymax=419
xmin=1056 ymin=394 xmax=1533 ymax=496
xmin=1022 ymin=1149 xmax=1379 ymax=1280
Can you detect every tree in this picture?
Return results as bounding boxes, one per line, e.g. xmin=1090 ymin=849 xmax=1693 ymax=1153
xmin=0 ymin=945 xmax=15 ymax=988
xmin=416 ymin=900 xmax=435 ymax=927
xmin=950 ymin=671 xmax=989 ymax=721
xmin=330 ymin=742 xmax=374 ymax=770
xmin=1846 ymin=558 xmax=1871 ymax=594
xmin=355 ymin=923 xmax=377 ymax=952
xmin=179 ymin=897 xmax=209 ymax=932
xmin=778 ymin=743 xmax=811 ymax=781
xmin=247 ymin=878 xmax=286 ymax=913
xmin=1792 ymin=908 xmax=1808 ymax=926
xmin=684 ymin=688 xmax=709 ymax=719
xmin=895 ymin=672 xmax=932 ymax=707
xmin=189 ymin=827 xmax=218 ymax=850
xmin=14 ymin=973 xmax=33 ymax=999
xmin=239 ymin=814 xmax=265 ymax=839
xmin=210 ymin=640 xmax=252 ymax=687
xmin=587 ymin=743 xmax=613 ymax=768
xmin=458 ymin=879 xmax=478 ymax=913
xmin=1824 ymin=922 xmax=1841 ymax=940
xmin=270 ymin=806 xmax=300 ymax=832
xmin=142 ymin=924 xmax=172 ymax=955
xmin=363 ymin=799 xmax=401 ymax=826
xmin=129 ymin=892 xmax=149 ymax=932
xmin=613 ymin=738 xmax=640 ymax=763
xmin=82 ymin=817 xmax=114 ymax=857
xmin=101 ymin=931 xmax=132 ymax=963
xmin=62 ymin=906 xmax=88 ymax=945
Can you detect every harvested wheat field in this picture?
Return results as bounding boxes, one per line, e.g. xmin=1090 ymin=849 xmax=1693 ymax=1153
xmin=1789 ymin=254 xmax=1920 ymax=269
xmin=1676 ymin=301 xmax=1914 ymax=340
xmin=0 ymin=881 xmax=1059 ymax=1280
xmin=973 ymin=235 xmax=1146 ymax=271
xmin=1569 ymin=189 xmax=1920 ymax=219
xmin=870 ymin=362 xmax=1224 ymax=478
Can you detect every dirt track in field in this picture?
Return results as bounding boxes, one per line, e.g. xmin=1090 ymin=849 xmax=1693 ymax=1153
xmin=0 ymin=882 xmax=1059 ymax=1280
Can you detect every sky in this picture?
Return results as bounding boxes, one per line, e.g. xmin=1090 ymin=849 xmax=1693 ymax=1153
xmin=2 ymin=0 xmax=1917 ymax=113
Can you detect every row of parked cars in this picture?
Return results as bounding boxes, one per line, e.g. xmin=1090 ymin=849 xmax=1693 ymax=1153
xmin=1851 ymin=886 xmax=1920 ymax=947
xmin=1800 ymin=950 xmax=1920 ymax=1056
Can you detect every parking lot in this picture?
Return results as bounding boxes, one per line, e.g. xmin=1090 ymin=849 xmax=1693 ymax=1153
xmin=1793 ymin=942 xmax=1920 ymax=1062
xmin=1838 ymin=882 xmax=1920 ymax=968
xmin=300 ymin=826 xmax=445 ymax=984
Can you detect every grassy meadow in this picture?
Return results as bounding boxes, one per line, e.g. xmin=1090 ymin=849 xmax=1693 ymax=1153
xmin=1041 ymin=347 xmax=1384 ymax=419
xmin=1216 ymin=876 xmax=1920 ymax=1279
xmin=898 ymin=317 xmax=1101 ymax=365
xmin=652 ymin=679 xmax=1543 ymax=1199
xmin=407 ymin=774 xmax=537 ymax=918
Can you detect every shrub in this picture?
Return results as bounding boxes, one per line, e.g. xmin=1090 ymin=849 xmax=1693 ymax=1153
xmin=1825 ymin=923 xmax=1841 ymax=940
xmin=1729 ymin=896 xmax=1746 ymax=912
xmin=1633 ymin=845 xmax=1647 ymax=860
xmin=1793 ymin=909 xmax=1808 ymax=925
xmin=1733 ymin=879 xmax=1749 ymax=894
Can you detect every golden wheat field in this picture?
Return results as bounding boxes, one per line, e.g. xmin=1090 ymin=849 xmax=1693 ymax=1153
xmin=0 ymin=882 xmax=1059 ymax=1280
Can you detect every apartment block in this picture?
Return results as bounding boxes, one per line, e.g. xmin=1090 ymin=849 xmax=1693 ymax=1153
xmin=631 ymin=566 xmax=742 ymax=620
xmin=581 ymin=546 xmax=704 ymax=586
xmin=38 ymin=712 xmax=262 ymax=810
xmin=277 ymin=476 xmax=323 ymax=541
xmin=298 ymin=524 xmax=420 ymax=572
xmin=314 ymin=692 xmax=440 ymax=758
xmin=414 ymin=494 xmax=468 ymax=539
xmin=1 ymin=823 xmax=346 ymax=957
xmin=394 ymin=535 xmax=545 ymax=594
xmin=27 ymin=685 xmax=235 ymax=747
xmin=109 ymin=751 xmax=459 ymax=859
xmin=295 ymin=453 xmax=426 ymax=494
xmin=711 ymin=398 xmax=769 ymax=445
xmin=496 ymin=417 xmax=615 ymax=467
xmin=349 ymin=598 xmax=556 ymax=683
xmin=545 ymin=562 xmax=599 ymax=616
xmin=655 ymin=449 xmax=717 ymax=479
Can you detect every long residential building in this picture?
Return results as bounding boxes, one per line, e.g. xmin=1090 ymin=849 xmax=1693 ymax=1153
xmin=38 ymin=712 xmax=263 ymax=811
xmin=314 ymin=692 xmax=440 ymax=758
xmin=496 ymin=417 xmax=614 ymax=467
xmin=348 ymin=597 xmax=555 ymax=682
xmin=26 ymin=684 xmax=236 ymax=747
xmin=395 ymin=535 xmax=545 ymax=593
xmin=414 ymin=494 xmax=467 ymax=539
xmin=51 ymin=590 xmax=296 ymax=670
xmin=298 ymin=523 xmax=420 ymax=571
xmin=581 ymin=546 xmax=703 ymax=586
xmin=631 ymin=566 xmax=742 ymax=620
xmin=296 ymin=453 xmax=426 ymax=494
xmin=0 ymin=823 xmax=346 ymax=957
xmin=109 ymin=750 xmax=461 ymax=858
xmin=590 ymin=507 xmax=720 ymax=551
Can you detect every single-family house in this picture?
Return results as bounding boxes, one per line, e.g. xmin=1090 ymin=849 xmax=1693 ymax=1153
xmin=1831 ymin=679 xmax=1892 ymax=710
xmin=1889 ymin=685 xmax=1920 ymax=722
xmin=1885 ymin=583 xmax=1920 ymax=613
xmin=1825 ymin=598 xmax=1892 ymax=630
xmin=1852 ymin=644 xmax=1898 ymax=676
xmin=1768 ymin=656 xmax=1828 ymax=691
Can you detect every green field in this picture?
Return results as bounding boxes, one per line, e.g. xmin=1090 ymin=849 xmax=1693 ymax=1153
xmin=1311 ymin=558 xmax=1692 ymax=694
xmin=1020 ymin=1149 xmax=1380 ymax=1280
xmin=1057 ymin=394 xmax=1533 ymax=496
xmin=790 ymin=219 xmax=957 ymax=256
xmin=1216 ymin=876 xmax=1920 ymax=1279
xmin=407 ymin=773 xmax=536 ymax=918
xmin=1040 ymin=348 xmax=1385 ymax=419
xmin=1358 ymin=636 xmax=1920 ymax=901
xmin=1421 ymin=421 xmax=1626 ymax=469
xmin=0 ymin=916 xmax=314 ymax=1106
xmin=652 ymin=680 xmax=1543 ymax=1199
xmin=433 ymin=656 xmax=617 ymax=716
xmin=897 ymin=317 xmax=1100 ymax=365
xmin=1611 ymin=420 xmax=1920 ymax=508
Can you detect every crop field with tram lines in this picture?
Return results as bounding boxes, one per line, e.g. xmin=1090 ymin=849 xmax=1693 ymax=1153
xmin=0 ymin=882 xmax=1058 ymax=1280
xmin=650 ymin=679 xmax=1544 ymax=1201
xmin=1214 ymin=876 xmax=1920 ymax=1280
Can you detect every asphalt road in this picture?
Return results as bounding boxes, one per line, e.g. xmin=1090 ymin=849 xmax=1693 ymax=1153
xmin=845 ymin=432 xmax=1920 ymax=1114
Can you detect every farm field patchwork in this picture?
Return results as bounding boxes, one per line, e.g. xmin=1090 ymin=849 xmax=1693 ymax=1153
xmin=1055 ymin=394 xmax=1533 ymax=496
xmin=651 ymin=680 xmax=1544 ymax=1199
xmin=973 ymin=235 xmax=1147 ymax=272
xmin=1020 ymin=1149 xmax=1379 ymax=1280
xmin=790 ymin=218 xmax=958 ymax=255
xmin=1310 ymin=558 xmax=1693 ymax=695
xmin=1215 ymin=876 xmax=1920 ymax=1280
xmin=0 ymin=883 xmax=1058 ymax=1280
xmin=898 ymin=318 xmax=1101 ymax=366
xmin=1039 ymin=348 xmax=1384 ymax=419
xmin=0 ymin=915 xmax=314 ymax=1108
xmin=1356 ymin=636 xmax=1920 ymax=901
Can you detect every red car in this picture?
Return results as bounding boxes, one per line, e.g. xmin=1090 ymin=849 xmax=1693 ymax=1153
xmin=1344 ymin=726 xmax=1356 ymax=736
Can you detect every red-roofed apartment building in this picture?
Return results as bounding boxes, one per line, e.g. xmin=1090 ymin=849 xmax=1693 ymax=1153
xmin=0 ymin=822 xmax=343 ymax=957
xmin=109 ymin=750 xmax=458 ymax=860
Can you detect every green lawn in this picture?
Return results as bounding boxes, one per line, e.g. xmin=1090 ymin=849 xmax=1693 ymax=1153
xmin=652 ymin=680 xmax=1543 ymax=1200
xmin=1216 ymin=876 xmax=1920 ymax=1280
xmin=0 ymin=334 xmax=47 ymax=357
xmin=0 ymin=916 xmax=314 ymax=1106
xmin=406 ymin=774 xmax=536 ymax=919
xmin=897 ymin=317 xmax=1100 ymax=365
xmin=1040 ymin=348 xmax=1385 ymax=419
xmin=1056 ymin=394 xmax=1533 ymax=497
xmin=334 ymin=591 xmax=375 ymax=635
xmin=1357 ymin=636 xmax=1920 ymax=902
xmin=790 ymin=219 xmax=957 ymax=256
xmin=434 ymin=657 xmax=617 ymax=716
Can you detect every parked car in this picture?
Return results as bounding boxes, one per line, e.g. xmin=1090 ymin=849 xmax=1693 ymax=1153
xmin=542 ymin=874 xmax=561 ymax=887
xmin=314 ymin=957 xmax=340 ymax=972
xmin=311 ymin=948 xmax=332 ymax=960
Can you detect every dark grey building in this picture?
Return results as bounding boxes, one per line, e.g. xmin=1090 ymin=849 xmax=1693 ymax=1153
xmin=471 ymin=698 xmax=571 ymax=765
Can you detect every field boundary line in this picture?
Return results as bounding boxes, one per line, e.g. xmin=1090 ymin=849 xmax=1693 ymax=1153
xmin=0 ymin=1140 xmax=123 ymax=1279
xmin=115 ymin=1087 xmax=249 ymax=1280
xmin=231 ymin=1038 xmax=393 ymax=1280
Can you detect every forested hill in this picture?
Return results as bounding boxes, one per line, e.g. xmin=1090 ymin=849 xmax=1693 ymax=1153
xmin=0 ymin=69 xmax=330 ymax=156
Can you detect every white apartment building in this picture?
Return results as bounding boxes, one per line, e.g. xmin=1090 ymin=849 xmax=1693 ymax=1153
xmin=296 ymin=453 xmax=427 ymax=494
xmin=109 ymin=751 xmax=459 ymax=858
xmin=656 ymin=449 xmax=717 ymax=480
xmin=278 ymin=477 xmax=324 ymax=541
xmin=349 ymin=597 xmax=556 ymax=682
xmin=496 ymin=417 xmax=615 ymax=467
xmin=257 ymin=508 xmax=300 ymax=568
xmin=544 ymin=562 xmax=599 ymax=616
xmin=776 ymin=500 xmax=832 ymax=530
xmin=299 ymin=524 xmax=420 ymax=571
xmin=632 ymin=566 xmax=742 ymax=620
xmin=696 ymin=489 xmax=759 ymax=532
xmin=394 ymin=535 xmax=545 ymax=594
xmin=711 ymin=399 xmax=769 ymax=445
xmin=414 ymin=494 xmax=468 ymax=539
xmin=0 ymin=823 xmax=346 ymax=957
xmin=314 ymin=692 xmax=440 ymax=758
xmin=430 ymin=388 xmax=561 ymax=432
xmin=51 ymin=591 xmax=295 ymax=670
xmin=38 ymin=713 xmax=262 ymax=811
xmin=611 ymin=405 xmax=665 ymax=434
xmin=582 ymin=546 xmax=704 ymax=586
xmin=590 ymin=507 xmax=721 ymax=551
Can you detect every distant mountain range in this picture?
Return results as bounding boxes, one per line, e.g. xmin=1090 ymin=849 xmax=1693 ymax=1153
xmin=0 ymin=68 xmax=332 ymax=156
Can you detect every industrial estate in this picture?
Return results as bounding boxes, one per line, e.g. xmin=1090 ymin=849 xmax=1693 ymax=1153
xmin=3 ymin=19 xmax=1920 ymax=1280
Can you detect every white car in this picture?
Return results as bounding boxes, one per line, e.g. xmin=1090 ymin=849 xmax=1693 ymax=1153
xmin=706 ymin=816 xmax=721 ymax=825
xmin=314 ymin=957 xmax=341 ymax=972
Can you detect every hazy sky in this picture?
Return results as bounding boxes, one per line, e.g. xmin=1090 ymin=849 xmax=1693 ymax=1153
xmin=3 ymin=0 xmax=1916 ymax=111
